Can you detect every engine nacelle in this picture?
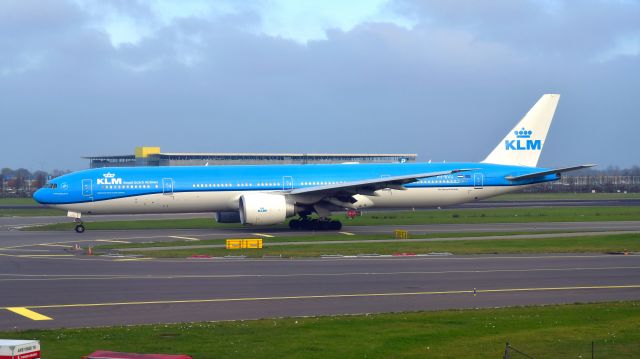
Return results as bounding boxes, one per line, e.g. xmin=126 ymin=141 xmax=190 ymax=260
xmin=239 ymin=193 xmax=294 ymax=225
xmin=214 ymin=211 xmax=241 ymax=223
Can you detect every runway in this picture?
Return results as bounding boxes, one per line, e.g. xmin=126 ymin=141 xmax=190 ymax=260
xmin=0 ymin=253 xmax=639 ymax=330
xmin=1 ymin=214 xmax=639 ymax=331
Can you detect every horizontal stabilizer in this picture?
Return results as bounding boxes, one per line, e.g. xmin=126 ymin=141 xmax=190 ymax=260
xmin=505 ymin=164 xmax=596 ymax=181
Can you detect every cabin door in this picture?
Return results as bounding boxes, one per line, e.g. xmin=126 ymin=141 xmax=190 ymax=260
xmin=162 ymin=178 xmax=174 ymax=195
xmin=82 ymin=179 xmax=92 ymax=197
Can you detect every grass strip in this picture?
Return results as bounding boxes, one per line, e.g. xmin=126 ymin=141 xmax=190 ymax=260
xmin=25 ymin=206 xmax=640 ymax=231
xmin=489 ymin=192 xmax=640 ymax=201
xmin=95 ymin=231 xmax=571 ymax=250
xmin=0 ymin=198 xmax=38 ymax=205
xmin=0 ymin=208 xmax=66 ymax=217
xmin=117 ymin=233 xmax=640 ymax=258
xmin=2 ymin=301 xmax=639 ymax=358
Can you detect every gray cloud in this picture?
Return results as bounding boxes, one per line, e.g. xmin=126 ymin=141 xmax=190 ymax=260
xmin=0 ymin=0 xmax=638 ymax=171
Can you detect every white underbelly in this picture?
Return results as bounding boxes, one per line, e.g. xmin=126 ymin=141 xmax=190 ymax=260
xmin=367 ymin=185 xmax=524 ymax=208
xmin=55 ymin=191 xmax=242 ymax=215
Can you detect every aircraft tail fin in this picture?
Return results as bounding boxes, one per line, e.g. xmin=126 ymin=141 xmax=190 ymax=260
xmin=483 ymin=94 xmax=560 ymax=167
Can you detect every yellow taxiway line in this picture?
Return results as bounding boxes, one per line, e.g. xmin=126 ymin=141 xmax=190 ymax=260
xmin=6 ymin=307 xmax=53 ymax=321
xmin=4 ymin=284 xmax=639 ymax=313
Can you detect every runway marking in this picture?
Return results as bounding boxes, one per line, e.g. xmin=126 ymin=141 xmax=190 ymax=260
xmin=95 ymin=239 xmax=132 ymax=244
xmin=339 ymin=232 xmax=356 ymax=236
xmin=0 ymin=266 xmax=638 ymax=282
xmin=113 ymin=258 xmax=152 ymax=261
xmin=6 ymin=284 xmax=640 ymax=312
xmin=6 ymin=307 xmax=52 ymax=321
xmin=15 ymin=254 xmax=74 ymax=258
xmin=37 ymin=243 xmax=73 ymax=248
xmin=169 ymin=236 xmax=200 ymax=241
xmin=252 ymin=233 xmax=275 ymax=238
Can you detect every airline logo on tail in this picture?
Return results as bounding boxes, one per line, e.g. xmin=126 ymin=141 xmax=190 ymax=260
xmin=505 ymin=127 xmax=541 ymax=151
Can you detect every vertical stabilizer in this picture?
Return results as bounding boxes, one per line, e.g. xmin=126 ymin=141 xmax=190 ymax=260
xmin=483 ymin=94 xmax=560 ymax=167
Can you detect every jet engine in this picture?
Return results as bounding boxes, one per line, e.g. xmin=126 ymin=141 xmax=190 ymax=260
xmin=239 ymin=193 xmax=294 ymax=225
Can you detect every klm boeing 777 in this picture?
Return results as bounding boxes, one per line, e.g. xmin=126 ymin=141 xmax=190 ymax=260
xmin=34 ymin=94 xmax=594 ymax=233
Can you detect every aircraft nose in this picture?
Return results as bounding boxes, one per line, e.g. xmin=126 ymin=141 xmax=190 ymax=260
xmin=33 ymin=188 xmax=46 ymax=204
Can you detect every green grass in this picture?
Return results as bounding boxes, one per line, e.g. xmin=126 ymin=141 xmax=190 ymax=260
xmin=0 ymin=197 xmax=64 ymax=216
xmin=2 ymin=301 xmax=639 ymax=358
xmin=25 ymin=206 xmax=640 ymax=231
xmin=0 ymin=208 xmax=66 ymax=217
xmin=95 ymin=231 xmax=569 ymax=250
xmin=490 ymin=192 xmax=640 ymax=200
xmin=0 ymin=197 xmax=38 ymax=205
xmin=115 ymin=233 xmax=640 ymax=258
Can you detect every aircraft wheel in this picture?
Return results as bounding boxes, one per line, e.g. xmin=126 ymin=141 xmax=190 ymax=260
xmin=75 ymin=224 xmax=86 ymax=233
xmin=331 ymin=221 xmax=342 ymax=231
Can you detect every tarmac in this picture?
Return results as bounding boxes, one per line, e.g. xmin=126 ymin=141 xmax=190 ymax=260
xmin=0 ymin=252 xmax=638 ymax=330
xmin=0 ymin=216 xmax=638 ymax=330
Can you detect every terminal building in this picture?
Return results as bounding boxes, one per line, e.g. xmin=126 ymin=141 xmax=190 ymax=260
xmin=84 ymin=147 xmax=417 ymax=168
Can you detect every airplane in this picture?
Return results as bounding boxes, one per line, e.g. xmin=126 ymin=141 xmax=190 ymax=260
xmin=34 ymin=94 xmax=594 ymax=233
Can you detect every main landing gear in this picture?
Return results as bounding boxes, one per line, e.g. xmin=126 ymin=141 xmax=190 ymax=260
xmin=288 ymin=217 xmax=342 ymax=231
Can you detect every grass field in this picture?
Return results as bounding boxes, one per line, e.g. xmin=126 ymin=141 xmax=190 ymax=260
xmin=2 ymin=301 xmax=638 ymax=358
xmin=0 ymin=197 xmax=65 ymax=217
xmin=0 ymin=208 xmax=66 ymax=217
xmin=27 ymin=206 xmax=640 ymax=231
xmin=0 ymin=198 xmax=38 ymax=205
xmin=489 ymin=192 xmax=640 ymax=200
xmin=100 ymin=232 xmax=640 ymax=258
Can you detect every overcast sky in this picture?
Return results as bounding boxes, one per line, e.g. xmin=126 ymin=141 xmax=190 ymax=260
xmin=1 ymin=0 xmax=638 ymax=171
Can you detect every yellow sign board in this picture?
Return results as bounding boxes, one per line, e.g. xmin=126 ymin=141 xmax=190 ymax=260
xmin=226 ymin=238 xmax=263 ymax=249
xmin=394 ymin=230 xmax=408 ymax=239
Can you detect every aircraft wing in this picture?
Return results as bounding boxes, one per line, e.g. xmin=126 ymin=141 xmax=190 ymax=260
xmin=505 ymin=164 xmax=596 ymax=181
xmin=289 ymin=168 xmax=477 ymax=197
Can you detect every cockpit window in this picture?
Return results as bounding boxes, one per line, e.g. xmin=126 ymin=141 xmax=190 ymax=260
xmin=44 ymin=183 xmax=57 ymax=189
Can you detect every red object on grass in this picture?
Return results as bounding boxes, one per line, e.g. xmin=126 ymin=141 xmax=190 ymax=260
xmin=346 ymin=210 xmax=359 ymax=219
xmin=189 ymin=254 xmax=212 ymax=258
xmin=83 ymin=351 xmax=192 ymax=359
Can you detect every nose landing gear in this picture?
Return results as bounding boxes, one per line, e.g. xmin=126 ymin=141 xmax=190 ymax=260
xmin=74 ymin=218 xmax=85 ymax=233
xmin=68 ymin=211 xmax=85 ymax=233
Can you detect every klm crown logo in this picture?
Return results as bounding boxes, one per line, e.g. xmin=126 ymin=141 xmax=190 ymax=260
xmin=514 ymin=128 xmax=533 ymax=139
xmin=97 ymin=172 xmax=122 ymax=185
xmin=505 ymin=127 xmax=541 ymax=151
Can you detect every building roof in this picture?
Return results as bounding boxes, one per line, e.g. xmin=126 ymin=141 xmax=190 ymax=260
xmin=84 ymin=153 xmax=416 ymax=159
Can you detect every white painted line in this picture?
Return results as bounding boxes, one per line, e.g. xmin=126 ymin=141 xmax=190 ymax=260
xmin=339 ymin=232 xmax=356 ymax=236
xmin=37 ymin=243 xmax=73 ymax=248
xmin=169 ymin=236 xmax=200 ymax=241
xmin=252 ymin=233 xmax=275 ymax=238
xmin=16 ymin=254 xmax=75 ymax=258
xmin=113 ymin=258 xmax=152 ymax=262
xmin=95 ymin=239 xmax=132 ymax=244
